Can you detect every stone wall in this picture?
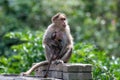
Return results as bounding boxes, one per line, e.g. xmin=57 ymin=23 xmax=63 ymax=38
xmin=0 ymin=63 xmax=92 ymax=80
xmin=35 ymin=63 xmax=92 ymax=80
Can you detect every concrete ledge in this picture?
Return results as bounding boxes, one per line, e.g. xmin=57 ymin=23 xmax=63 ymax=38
xmin=63 ymin=63 xmax=92 ymax=72
xmin=0 ymin=75 xmax=61 ymax=80
xmin=35 ymin=63 xmax=92 ymax=80
xmin=0 ymin=63 xmax=92 ymax=80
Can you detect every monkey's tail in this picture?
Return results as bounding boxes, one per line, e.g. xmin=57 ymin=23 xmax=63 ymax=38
xmin=44 ymin=52 xmax=54 ymax=78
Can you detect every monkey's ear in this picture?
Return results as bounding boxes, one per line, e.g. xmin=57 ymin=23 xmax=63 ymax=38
xmin=51 ymin=13 xmax=60 ymax=22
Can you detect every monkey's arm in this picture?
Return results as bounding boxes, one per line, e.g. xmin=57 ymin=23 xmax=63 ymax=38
xmin=61 ymin=31 xmax=73 ymax=63
xmin=43 ymin=29 xmax=58 ymax=47
xmin=61 ymin=47 xmax=72 ymax=63
xmin=57 ymin=33 xmax=73 ymax=63
xmin=20 ymin=61 xmax=49 ymax=76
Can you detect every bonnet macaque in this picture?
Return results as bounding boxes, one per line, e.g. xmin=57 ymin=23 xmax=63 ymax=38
xmin=21 ymin=13 xmax=73 ymax=76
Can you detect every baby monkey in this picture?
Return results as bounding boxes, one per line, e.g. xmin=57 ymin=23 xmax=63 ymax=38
xmin=21 ymin=13 xmax=73 ymax=76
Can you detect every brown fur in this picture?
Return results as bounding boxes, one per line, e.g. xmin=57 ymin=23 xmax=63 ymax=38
xmin=20 ymin=13 xmax=73 ymax=76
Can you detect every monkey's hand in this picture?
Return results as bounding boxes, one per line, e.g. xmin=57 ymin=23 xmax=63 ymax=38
xmin=52 ymin=60 xmax=64 ymax=65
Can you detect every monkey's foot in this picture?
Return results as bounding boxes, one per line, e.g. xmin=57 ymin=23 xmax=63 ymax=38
xmin=44 ymin=74 xmax=48 ymax=78
xmin=20 ymin=72 xmax=29 ymax=76
xmin=53 ymin=60 xmax=64 ymax=65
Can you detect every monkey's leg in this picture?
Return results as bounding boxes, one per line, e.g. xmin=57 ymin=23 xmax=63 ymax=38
xmin=61 ymin=48 xmax=72 ymax=63
xmin=44 ymin=59 xmax=52 ymax=78
xmin=20 ymin=61 xmax=49 ymax=76
xmin=44 ymin=52 xmax=55 ymax=78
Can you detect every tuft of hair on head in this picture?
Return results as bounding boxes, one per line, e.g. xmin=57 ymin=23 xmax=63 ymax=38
xmin=51 ymin=12 xmax=66 ymax=22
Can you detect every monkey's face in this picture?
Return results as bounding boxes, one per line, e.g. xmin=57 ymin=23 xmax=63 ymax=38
xmin=53 ymin=13 xmax=67 ymax=28
xmin=58 ymin=15 xmax=67 ymax=27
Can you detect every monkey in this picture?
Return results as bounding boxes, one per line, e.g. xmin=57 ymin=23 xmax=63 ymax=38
xmin=43 ymin=13 xmax=73 ymax=62
xmin=20 ymin=13 xmax=73 ymax=76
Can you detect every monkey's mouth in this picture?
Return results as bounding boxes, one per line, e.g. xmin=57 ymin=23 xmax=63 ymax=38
xmin=63 ymin=23 xmax=66 ymax=27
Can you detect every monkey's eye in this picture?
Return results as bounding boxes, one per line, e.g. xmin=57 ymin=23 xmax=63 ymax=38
xmin=60 ymin=18 xmax=66 ymax=20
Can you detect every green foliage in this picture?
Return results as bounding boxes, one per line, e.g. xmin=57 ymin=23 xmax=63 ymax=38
xmin=0 ymin=0 xmax=120 ymax=79
xmin=0 ymin=31 xmax=120 ymax=79
xmin=70 ymin=43 xmax=120 ymax=80
xmin=0 ymin=13 xmax=29 ymax=56
xmin=0 ymin=31 xmax=45 ymax=74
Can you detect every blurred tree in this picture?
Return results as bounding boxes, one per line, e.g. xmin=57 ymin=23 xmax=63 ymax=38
xmin=1 ymin=0 xmax=10 ymax=14
xmin=0 ymin=0 xmax=120 ymax=79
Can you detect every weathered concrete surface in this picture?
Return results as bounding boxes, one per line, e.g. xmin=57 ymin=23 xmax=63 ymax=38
xmin=0 ymin=63 xmax=92 ymax=80
xmin=35 ymin=63 xmax=92 ymax=80
xmin=63 ymin=63 xmax=92 ymax=72
xmin=62 ymin=63 xmax=92 ymax=80
xmin=0 ymin=75 xmax=61 ymax=80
